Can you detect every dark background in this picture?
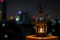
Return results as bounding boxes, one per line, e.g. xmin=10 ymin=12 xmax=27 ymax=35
xmin=6 ymin=0 xmax=60 ymax=17
xmin=0 ymin=0 xmax=60 ymax=40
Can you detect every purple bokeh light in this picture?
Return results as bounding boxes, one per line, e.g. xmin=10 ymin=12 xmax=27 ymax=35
xmin=18 ymin=11 xmax=22 ymax=14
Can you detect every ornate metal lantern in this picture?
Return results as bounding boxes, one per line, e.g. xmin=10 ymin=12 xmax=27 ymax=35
xmin=35 ymin=10 xmax=47 ymax=37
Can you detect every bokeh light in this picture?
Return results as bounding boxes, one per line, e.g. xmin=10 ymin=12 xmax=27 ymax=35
xmin=0 ymin=0 xmax=4 ymax=3
xmin=58 ymin=20 xmax=60 ymax=23
xmin=15 ymin=16 xmax=20 ymax=21
xmin=2 ymin=23 xmax=5 ymax=27
xmin=52 ymin=29 xmax=55 ymax=32
xmin=32 ymin=16 xmax=36 ymax=19
xmin=0 ymin=11 xmax=2 ymax=14
xmin=18 ymin=11 xmax=22 ymax=14
xmin=34 ymin=26 xmax=36 ymax=29
xmin=4 ymin=34 xmax=8 ymax=38
xmin=9 ymin=16 xmax=14 ymax=20
xmin=16 ymin=16 xmax=20 ymax=18
xmin=48 ymin=32 xmax=53 ymax=36
xmin=51 ymin=20 xmax=56 ymax=26
xmin=0 ymin=11 xmax=2 ymax=21
xmin=15 ymin=18 xmax=20 ymax=21
xmin=39 ymin=17 xmax=43 ymax=21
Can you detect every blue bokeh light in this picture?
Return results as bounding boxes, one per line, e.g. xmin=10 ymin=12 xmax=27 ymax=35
xmin=18 ymin=11 xmax=22 ymax=14
xmin=58 ymin=20 xmax=60 ymax=23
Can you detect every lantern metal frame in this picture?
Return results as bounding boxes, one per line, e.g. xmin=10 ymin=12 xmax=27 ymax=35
xmin=35 ymin=13 xmax=47 ymax=37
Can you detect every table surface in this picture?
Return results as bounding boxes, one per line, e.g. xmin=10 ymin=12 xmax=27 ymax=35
xmin=26 ymin=35 xmax=59 ymax=39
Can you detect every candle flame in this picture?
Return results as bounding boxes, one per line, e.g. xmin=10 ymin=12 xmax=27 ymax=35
xmin=38 ymin=28 xmax=44 ymax=33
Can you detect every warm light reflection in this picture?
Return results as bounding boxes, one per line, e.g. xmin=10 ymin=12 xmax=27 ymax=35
xmin=38 ymin=28 xmax=44 ymax=33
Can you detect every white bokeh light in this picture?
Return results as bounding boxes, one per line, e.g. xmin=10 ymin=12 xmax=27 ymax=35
xmin=15 ymin=17 xmax=20 ymax=21
xmin=39 ymin=17 xmax=43 ymax=20
xmin=2 ymin=23 xmax=5 ymax=27
xmin=4 ymin=34 xmax=8 ymax=38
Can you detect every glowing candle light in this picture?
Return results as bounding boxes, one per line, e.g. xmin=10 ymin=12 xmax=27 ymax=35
xmin=38 ymin=28 xmax=44 ymax=33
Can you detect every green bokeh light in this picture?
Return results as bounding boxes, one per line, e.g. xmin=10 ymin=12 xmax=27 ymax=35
xmin=51 ymin=20 xmax=56 ymax=26
xmin=2 ymin=23 xmax=5 ymax=27
xmin=34 ymin=26 xmax=36 ymax=29
xmin=52 ymin=29 xmax=55 ymax=32
xmin=48 ymin=33 xmax=53 ymax=36
xmin=15 ymin=16 xmax=20 ymax=18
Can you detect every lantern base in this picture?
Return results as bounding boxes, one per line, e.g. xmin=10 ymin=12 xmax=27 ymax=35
xmin=26 ymin=35 xmax=59 ymax=40
xmin=36 ymin=33 xmax=47 ymax=37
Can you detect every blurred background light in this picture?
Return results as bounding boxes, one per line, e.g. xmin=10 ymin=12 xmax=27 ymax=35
xmin=15 ymin=16 xmax=20 ymax=18
xmin=15 ymin=16 xmax=20 ymax=21
xmin=15 ymin=17 xmax=20 ymax=21
xmin=52 ymin=29 xmax=55 ymax=32
xmin=32 ymin=16 xmax=36 ymax=19
xmin=58 ymin=19 xmax=60 ymax=23
xmin=9 ymin=15 xmax=14 ymax=20
xmin=33 ymin=26 xmax=36 ymax=29
xmin=0 ymin=0 xmax=4 ymax=3
xmin=0 ymin=11 xmax=2 ymax=14
xmin=2 ymin=23 xmax=5 ymax=27
xmin=51 ymin=20 xmax=56 ymax=26
xmin=4 ymin=34 xmax=8 ymax=38
xmin=16 ymin=21 xmax=23 ymax=24
xmin=48 ymin=32 xmax=53 ymax=36
xmin=18 ymin=11 xmax=22 ymax=14
xmin=0 ymin=11 xmax=2 ymax=21
xmin=39 ymin=17 xmax=43 ymax=21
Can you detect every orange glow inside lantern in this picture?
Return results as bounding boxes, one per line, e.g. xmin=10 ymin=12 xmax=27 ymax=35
xmin=38 ymin=28 xmax=44 ymax=33
xmin=35 ymin=21 xmax=47 ymax=37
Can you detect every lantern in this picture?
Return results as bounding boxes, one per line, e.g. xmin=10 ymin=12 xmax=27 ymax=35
xmin=35 ymin=12 xmax=47 ymax=37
